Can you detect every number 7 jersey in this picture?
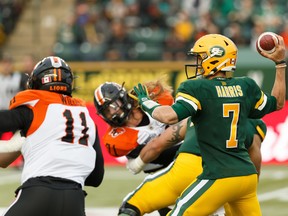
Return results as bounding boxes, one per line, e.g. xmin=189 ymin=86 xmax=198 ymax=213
xmin=9 ymin=90 xmax=96 ymax=187
xmin=172 ymin=76 xmax=277 ymax=179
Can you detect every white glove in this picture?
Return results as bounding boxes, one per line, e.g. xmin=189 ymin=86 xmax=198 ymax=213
xmin=126 ymin=156 xmax=146 ymax=175
xmin=0 ymin=130 xmax=25 ymax=153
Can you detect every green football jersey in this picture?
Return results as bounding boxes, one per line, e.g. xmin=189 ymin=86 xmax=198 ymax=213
xmin=177 ymin=118 xmax=267 ymax=155
xmin=177 ymin=117 xmax=201 ymax=156
xmin=172 ymin=76 xmax=276 ymax=179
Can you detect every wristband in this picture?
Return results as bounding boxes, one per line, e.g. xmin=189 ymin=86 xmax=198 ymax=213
xmin=141 ymin=100 xmax=160 ymax=117
xmin=275 ymin=64 xmax=287 ymax=69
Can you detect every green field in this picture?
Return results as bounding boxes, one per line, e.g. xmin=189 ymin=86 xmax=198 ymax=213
xmin=1 ymin=165 xmax=288 ymax=215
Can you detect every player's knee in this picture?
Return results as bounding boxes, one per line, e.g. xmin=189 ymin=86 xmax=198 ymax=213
xmin=118 ymin=202 xmax=141 ymax=216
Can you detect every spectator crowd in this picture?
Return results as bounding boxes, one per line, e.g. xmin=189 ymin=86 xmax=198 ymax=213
xmin=1 ymin=0 xmax=288 ymax=61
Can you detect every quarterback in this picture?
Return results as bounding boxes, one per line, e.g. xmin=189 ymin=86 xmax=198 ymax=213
xmin=133 ymin=34 xmax=286 ymax=215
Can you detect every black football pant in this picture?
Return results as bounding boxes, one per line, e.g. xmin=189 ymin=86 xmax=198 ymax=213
xmin=3 ymin=177 xmax=86 ymax=216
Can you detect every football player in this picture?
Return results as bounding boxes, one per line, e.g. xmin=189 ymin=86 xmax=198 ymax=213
xmin=118 ymin=118 xmax=266 ymax=216
xmin=94 ymin=80 xmax=180 ymax=216
xmin=94 ymin=80 xmax=180 ymax=174
xmin=0 ymin=56 xmax=104 ymax=216
xmin=132 ymin=34 xmax=286 ymax=215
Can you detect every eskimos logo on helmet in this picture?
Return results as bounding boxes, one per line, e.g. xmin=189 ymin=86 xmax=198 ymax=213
xmin=210 ymin=46 xmax=225 ymax=57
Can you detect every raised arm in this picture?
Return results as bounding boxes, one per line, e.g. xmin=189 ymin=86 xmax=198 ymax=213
xmin=260 ymin=34 xmax=286 ymax=110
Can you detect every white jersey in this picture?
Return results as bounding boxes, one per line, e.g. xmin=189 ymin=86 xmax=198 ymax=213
xmin=132 ymin=113 xmax=167 ymax=146
xmin=9 ymin=90 xmax=96 ymax=187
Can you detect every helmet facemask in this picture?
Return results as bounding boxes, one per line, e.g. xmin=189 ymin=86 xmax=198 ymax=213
xmin=185 ymin=52 xmax=205 ymax=79
xmin=94 ymin=82 xmax=133 ymax=127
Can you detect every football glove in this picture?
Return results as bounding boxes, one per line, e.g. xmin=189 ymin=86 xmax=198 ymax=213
xmin=126 ymin=156 xmax=146 ymax=175
xmin=133 ymin=83 xmax=160 ymax=117
xmin=0 ymin=130 xmax=25 ymax=153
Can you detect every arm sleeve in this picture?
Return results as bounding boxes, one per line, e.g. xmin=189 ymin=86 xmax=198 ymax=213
xmin=246 ymin=78 xmax=277 ymax=118
xmin=0 ymin=106 xmax=33 ymax=135
xmin=84 ymin=129 xmax=105 ymax=187
xmin=171 ymin=82 xmax=198 ymax=121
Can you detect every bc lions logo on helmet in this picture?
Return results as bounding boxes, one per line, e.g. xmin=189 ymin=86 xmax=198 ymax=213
xmin=210 ymin=46 xmax=225 ymax=57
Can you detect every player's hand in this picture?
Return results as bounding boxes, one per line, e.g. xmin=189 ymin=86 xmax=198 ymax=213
xmin=126 ymin=156 xmax=146 ymax=175
xmin=261 ymin=34 xmax=286 ymax=64
xmin=133 ymin=83 xmax=160 ymax=116
xmin=0 ymin=130 xmax=25 ymax=153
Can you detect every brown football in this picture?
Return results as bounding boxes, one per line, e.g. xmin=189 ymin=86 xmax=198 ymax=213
xmin=256 ymin=32 xmax=278 ymax=54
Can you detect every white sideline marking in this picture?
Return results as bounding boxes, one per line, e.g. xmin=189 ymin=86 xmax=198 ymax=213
xmin=258 ymin=187 xmax=288 ymax=202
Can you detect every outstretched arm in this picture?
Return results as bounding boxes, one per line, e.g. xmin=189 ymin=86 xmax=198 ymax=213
xmin=127 ymin=118 xmax=188 ymax=174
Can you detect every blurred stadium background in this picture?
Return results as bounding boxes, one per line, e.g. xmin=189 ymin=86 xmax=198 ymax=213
xmin=0 ymin=0 xmax=288 ymax=215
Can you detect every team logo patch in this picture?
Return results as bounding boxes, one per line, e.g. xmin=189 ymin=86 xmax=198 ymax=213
xmin=109 ymin=127 xmax=126 ymax=137
xmin=210 ymin=46 xmax=225 ymax=57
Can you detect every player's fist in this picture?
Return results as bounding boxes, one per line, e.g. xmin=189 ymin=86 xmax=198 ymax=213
xmin=126 ymin=156 xmax=146 ymax=175
xmin=256 ymin=33 xmax=286 ymax=65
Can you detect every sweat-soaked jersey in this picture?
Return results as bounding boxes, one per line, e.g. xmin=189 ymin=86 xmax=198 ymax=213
xmin=172 ymin=76 xmax=276 ymax=179
xmin=9 ymin=90 xmax=97 ymax=187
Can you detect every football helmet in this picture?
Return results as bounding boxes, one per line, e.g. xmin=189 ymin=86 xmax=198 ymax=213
xmin=27 ymin=56 xmax=74 ymax=96
xmin=94 ymin=82 xmax=133 ymax=127
xmin=185 ymin=34 xmax=238 ymax=79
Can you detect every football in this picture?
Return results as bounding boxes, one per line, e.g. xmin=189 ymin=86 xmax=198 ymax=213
xmin=256 ymin=32 xmax=278 ymax=54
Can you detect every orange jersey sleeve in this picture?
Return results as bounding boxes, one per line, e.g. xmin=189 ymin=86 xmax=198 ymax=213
xmin=103 ymin=126 xmax=139 ymax=157
xmin=9 ymin=90 xmax=86 ymax=135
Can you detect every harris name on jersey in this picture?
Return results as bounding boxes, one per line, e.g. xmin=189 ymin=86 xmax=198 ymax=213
xmin=215 ymin=84 xmax=243 ymax=98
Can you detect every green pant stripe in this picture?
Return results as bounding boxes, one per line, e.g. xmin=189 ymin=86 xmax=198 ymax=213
xmin=170 ymin=179 xmax=215 ymax=215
